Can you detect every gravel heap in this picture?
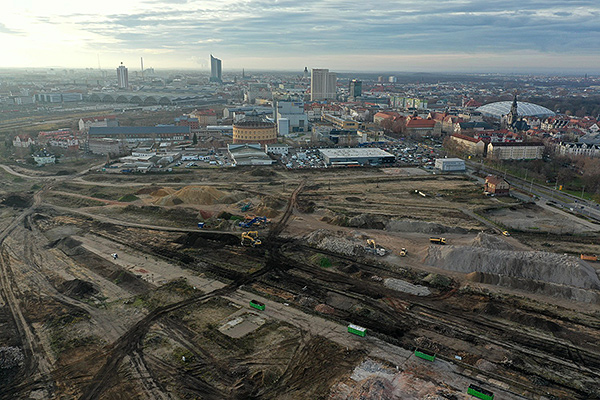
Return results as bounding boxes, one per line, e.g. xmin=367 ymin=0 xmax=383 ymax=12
xmin=426 ymin=245 xmax=600 ymax=290
xmin=0 ymin=347 xmax=24 ymax=369
xmin=305 ymin=230 xmax=360 ymax=256
xmin=384 ymin=278 xmax=431 ymax=296
xmin=471 ymin=232 xmax=515 ymax=251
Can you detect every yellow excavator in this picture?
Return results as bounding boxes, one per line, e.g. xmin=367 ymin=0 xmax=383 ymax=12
xmin=241 ymin=231 xmax=262 ymax=247
xmin=366 ymin=239 xmax=386 ymax=256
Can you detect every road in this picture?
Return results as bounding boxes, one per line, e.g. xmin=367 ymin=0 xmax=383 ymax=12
xmin=467 ymin=160 xmax=600 ymax=222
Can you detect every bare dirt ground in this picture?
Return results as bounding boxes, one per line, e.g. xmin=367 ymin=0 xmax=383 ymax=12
xmin=0 ymin=166 xmax=598 ymax=400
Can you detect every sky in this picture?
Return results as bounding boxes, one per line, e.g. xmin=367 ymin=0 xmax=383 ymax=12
xmin=1 ymin=0 xmax=599 ymax=73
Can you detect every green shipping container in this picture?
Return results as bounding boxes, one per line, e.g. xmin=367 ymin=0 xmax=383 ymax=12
xmin=249 ymin=300 xmax=265 ymax=311
xmin=467 ymin=384 xmax=494 ymax=400
xmin=414 ymin=350 xmax=436 ymax=362
xmin=347 ymin=324 xmax=366 ymax=337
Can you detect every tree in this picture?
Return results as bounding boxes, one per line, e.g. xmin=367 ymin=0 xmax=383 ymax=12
xmin=192 ymin=133 xmax=198 ymax=145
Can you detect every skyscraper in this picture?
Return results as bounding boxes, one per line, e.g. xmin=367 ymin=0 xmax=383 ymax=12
xmin=210 ymin=54 xmax=222 ymax=83
xmin=349 ymin=79 xmax=362 ymax=98
xmin=310 ymin=68 xmax=337 ymax=101
xmin=116 ymin=62 xmax=128 ymax=89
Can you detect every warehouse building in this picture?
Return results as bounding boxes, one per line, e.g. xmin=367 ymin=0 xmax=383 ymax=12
xmin=435 ymin=158 xmax=465 ymax=172
xmin=89 ymin=126 xmax=190 ymax=144
xmin=319 ymin=148 xmax=395 ymax=166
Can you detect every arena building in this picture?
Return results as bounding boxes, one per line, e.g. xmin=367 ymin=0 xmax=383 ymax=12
xmin=476 ymin=101 xmax=555 ymax=118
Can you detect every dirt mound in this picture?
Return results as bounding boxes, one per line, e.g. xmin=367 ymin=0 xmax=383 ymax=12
xmin=58 ymin=279 xmax=98 ymax=298
xmin=347 ymin=214 xmax=386 ymax=230
xmin=427 ymin=245 xmax=600 ymax=290
xmin=315 ymin=304 xmax=335 ymax=314
xmin=150 ymin=187 xmax=176 ymax=197
xmin=2 ymin=194 xmax=32 ymax=208
xmin=466 ymin=271 xmax=600 ymax=303
xmin=386 ymin=219 xmax=469 ymax=234
xmin=252 ymin=205 xmax=279 ymax=218
xmin=152 ymin=186 xmax=225 ymax=206
xmin=135 ymin=186 xmax=160 ymax=195
xmin=219 ymin=192 xmax=248 ymax=204
xmin=471 ymin=232 xmax=515 ymax=250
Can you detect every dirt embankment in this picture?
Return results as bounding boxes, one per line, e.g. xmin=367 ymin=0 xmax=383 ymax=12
xmin=327 ymin=213 xmax=472 ymax=234
xmin=425 ymin=233 xmax=600 ymax=302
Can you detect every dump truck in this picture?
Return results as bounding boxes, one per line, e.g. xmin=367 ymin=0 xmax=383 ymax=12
xmin=366 ymin=239 xmax=386 ymax=256
xmin=429 ymin=237 xmax=446 ymax=245
xmin=241 ymin=231 xmax=262 ymax=247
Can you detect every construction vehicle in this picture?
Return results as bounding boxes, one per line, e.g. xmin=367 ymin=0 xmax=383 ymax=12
xmin=238 ymin=216 xmax=270 ymax=228
xmin=240 ymin=202 xmax=253 ymax=212
xmin=429 ymin=237 xmax=446 ymax=245
xmin=581 ymin=254 xmax=598 ymax=262
xmin=241 ymin=231 xmax=262 ymax=247
xmin=366 ymin=239 xmax=387 ymax=256
xmin=399 ymin=248 xmax=407 ymax=257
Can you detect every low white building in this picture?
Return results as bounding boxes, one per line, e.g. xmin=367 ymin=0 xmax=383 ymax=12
xmin=265 ymin=144 xmax=289 ymax=156
xmin=228 ymin=143 xmax=274 ymax=166
xmin=435 ymin=158 xmax=465 ymax=172
xmin=33 ymin=150 xmax=55 ymax=166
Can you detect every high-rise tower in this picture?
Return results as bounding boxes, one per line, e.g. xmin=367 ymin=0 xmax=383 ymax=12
xmin=210 ymin=55 xmax=222 ymax=83
xmin=349 ymin=79 xmax=362 ymax=98
xmin=116 ymin=62 xmax=128 ymax=89
xmin=310 ymin=68 xmax=337 ymax=101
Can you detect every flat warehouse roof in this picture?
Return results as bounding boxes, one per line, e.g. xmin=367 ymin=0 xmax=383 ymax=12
xmin=320 ymin=148 xmax=394 ymax=158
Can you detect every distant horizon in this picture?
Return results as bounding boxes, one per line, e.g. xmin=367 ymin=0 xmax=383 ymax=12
xmin=1 ymin=1 xmax=599 ymax=75
xmin=0 ymin=65 xmax=598 ymax=78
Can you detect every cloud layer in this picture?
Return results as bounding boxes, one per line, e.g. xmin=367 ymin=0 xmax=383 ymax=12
xmin=0 ymin=0 xmax=599 ymax=71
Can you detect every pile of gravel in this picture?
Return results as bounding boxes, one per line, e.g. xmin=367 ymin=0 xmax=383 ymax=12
xmin=471 ymin=232 xmax=515 ymax=251
xmin=0 ymin=347 xmax=24 ymax=369
xmin=384 ymin=278 xmax=431 ymax=296
xmin=305 ymin=230 xmax=360 ymax=256
xmin=426 ymin=246 xmax=600 ymax=290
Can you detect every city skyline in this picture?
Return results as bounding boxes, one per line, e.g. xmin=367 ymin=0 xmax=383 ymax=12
xmin=0 ymin=0 xmax=599 ymax=73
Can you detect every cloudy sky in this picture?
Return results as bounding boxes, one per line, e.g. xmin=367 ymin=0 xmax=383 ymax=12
xmin=1 ymin=0 xmax=599 ymax=73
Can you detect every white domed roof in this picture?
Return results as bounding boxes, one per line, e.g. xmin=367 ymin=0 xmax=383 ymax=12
xmin=476 ymin=101 xmax=555 ymax=118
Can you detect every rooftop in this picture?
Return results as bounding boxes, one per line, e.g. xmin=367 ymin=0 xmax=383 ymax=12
xmin=89 ymin=126 xmax=190 ymax=135
xmin=319 ymin=148 xmax=395 ymax=158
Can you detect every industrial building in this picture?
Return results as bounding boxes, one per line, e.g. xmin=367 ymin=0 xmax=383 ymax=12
xmin=435 ymin=158 xmax=466 ymax=172
xmin=88 ymin=126 xmax=190 ymax=144
xmin=319 ymin=148 xmax=395 ymax=166
xmin=227 ymin=144 xmax=274 ymax=166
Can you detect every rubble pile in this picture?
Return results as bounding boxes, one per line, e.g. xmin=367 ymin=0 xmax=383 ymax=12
xmin=384 ymin=278 xmax=431 ymax=296
xmin=0 ymin=347 xmax=24 ymax=369
xmin=305 ymin=230 xmax=359 ymax=256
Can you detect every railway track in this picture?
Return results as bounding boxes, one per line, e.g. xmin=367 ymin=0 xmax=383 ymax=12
xmin=260 ymin=248 xmax=600 ymax=398
xmin=76 ymin=181 xmax=307 ymax=400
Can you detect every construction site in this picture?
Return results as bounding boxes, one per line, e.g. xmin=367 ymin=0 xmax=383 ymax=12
xmin=0 ymin=164 xmax=599 ymax=400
